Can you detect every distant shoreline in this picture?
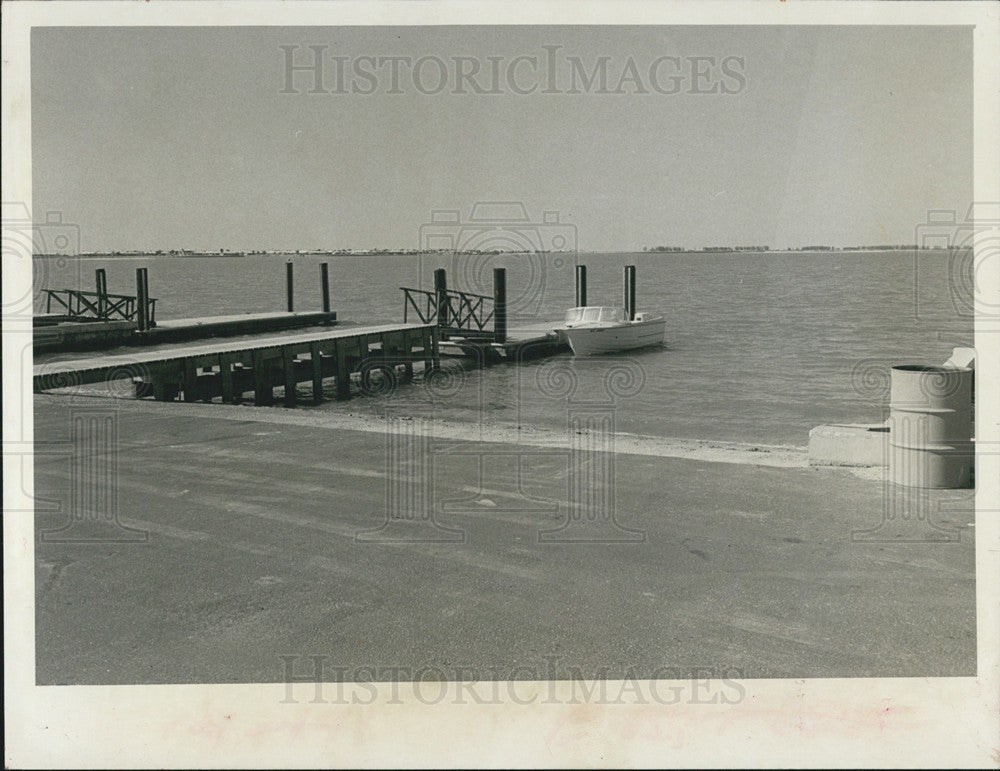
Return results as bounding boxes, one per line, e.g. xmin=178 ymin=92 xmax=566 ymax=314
xmin=35 ymin=245 xmax=967 ymax=259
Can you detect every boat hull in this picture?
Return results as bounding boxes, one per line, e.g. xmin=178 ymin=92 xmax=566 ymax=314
xmin=561 ymin=318 xmax=666 ymax=356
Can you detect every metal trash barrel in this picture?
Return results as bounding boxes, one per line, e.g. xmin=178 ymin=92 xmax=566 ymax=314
xmin=889 ymin=364 xmax=973 ymax=488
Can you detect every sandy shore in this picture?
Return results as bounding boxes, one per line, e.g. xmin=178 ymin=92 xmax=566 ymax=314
xmin=56 ymin=392 xmax=810 ymax=468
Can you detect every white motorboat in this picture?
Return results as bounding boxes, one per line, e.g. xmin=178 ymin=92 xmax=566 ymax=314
xmin=557 ymin=306 xmax=666 ymax=356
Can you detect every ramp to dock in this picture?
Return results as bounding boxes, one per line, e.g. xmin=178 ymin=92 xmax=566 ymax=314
xmin=34 ymin=322 xmax=438 ymax=406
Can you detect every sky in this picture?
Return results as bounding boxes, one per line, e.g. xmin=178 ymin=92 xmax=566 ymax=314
xmin=31 ymin=25 xmax=972 ymax=253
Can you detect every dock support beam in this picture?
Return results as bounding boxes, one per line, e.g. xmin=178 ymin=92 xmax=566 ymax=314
xmin=253 ymin=351 xmax=274 ymax=406
xmin=220 ymin=354 xmax=235 ymax=404
xmin=310 ymin=342 xmax=324 ymax=403
xmin=231 ymin=363 xmax=245 ymax=404
xmin=286 ymin=261 xmax=294 ymax=312
xmin=430 ymin=327 xmax=441 ymax=371
xmin=320 ymin=262 xmax=330 ymax=313
xmin=421 ymin=328 xmax=434 ymax=374
xmin=136 ymin=268 xmax=150 ymax=332
xmin=434 ymin=268 xmax=448 ymax=334
xmin=153 ymin=379 xmax=179 ymax=402
xmin=282 ymin=348 xmax=298 ymax=406
xmin=623 ymin=265 xmax=636 ymax=321
xmin=335 ymin=341 xmax=351 ymax=400
xmin=183 ymin=360 xmax=199 ymax=402
xmin=493 ymin=267 xmax=507 ymax=343
xmin=575 ymin=265 xmax=587 ymax=307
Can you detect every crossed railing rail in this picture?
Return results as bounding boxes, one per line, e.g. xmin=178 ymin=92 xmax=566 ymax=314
xmin=401 ymin=286 xmax=495 ymax=338
xmin=44 ymin=288 xmax=157 ymax=326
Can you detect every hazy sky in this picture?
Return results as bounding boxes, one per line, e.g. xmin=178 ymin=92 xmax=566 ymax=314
xmin=32 ymin=25 xmax=972 ymax=252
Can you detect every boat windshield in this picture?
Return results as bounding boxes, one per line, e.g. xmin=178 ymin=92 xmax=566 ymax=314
xmin=564 ymin=307 xmax=625 ymax=324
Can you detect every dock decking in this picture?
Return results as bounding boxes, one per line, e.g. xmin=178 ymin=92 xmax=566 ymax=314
xmin=33 ymin=310 xmax=338 ymax=352
xmin=439 ymin=323 xmax=568 ymax=362
xmin=34 ymin=322 xmax=438 ymax=406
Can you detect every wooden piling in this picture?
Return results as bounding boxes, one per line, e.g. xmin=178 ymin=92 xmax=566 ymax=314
xmin=199 ymin=370 xmax=215 ymax=403
xmin=253 ymin=350 xmax=274 ymax=406
xmin=402 ymin=330 xmax=415 ymax=383
xmin=153 ymin=379 xmax=179 ymax=402
xmin=136 ymin=268 xmax=150 ymax=332
xmin=144 ymin=270 xmax=151 ymax=325
xmin=623 ymin=265 xmax=636 ymax=321
xmin=434 ymin=268 xmax=448 ymax=331
xmin=220 ymin=354 xmax=235 ymax=404
xmin=421 ymin=328 xmax=434 ymax=374
xmin=309 ymin=341 xmax=324 ymax=403
xmin=575 ymin=265 xmax=587 ymax=307
xmin=493 ymin=267 xmax=507 ymax=343
xmin=430 ymin=327 xmax=441 ymax=369
xmin=320 ymin=262 xmax=330 ymax=313
xmin=95 ymin=269 xmax=108 ymax=318
xmin=183 ymin=360 xmax=199 ymax=402
xmin=286 ymin=261 xmax=294 ymax=312
xmin=231 ymin=363 xmax=245 ymax=404
xmin=335 ymin=341 xmax=351 ymax=400
xmin=282 ymin=347 xmax=298 ymax=406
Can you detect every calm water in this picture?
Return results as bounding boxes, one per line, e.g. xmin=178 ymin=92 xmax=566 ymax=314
xmin=37 ymin=250 xmax=972 ymax=446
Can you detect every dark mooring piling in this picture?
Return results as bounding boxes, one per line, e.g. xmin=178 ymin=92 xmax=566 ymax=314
xmin=623 ymin=265 xmax=636 ymax=321
xmin=493 ymin=267 xmax=507 ymax=344
xmin=135 ymin=268 xmax=150 ymax=332
xmin=320 ymin=262 xmax=331 ymax=313
xmin=575 ymin=264 xmax=587 ymax=307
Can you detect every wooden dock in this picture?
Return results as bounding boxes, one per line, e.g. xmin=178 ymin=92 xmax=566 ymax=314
xmin=34 ymin=311 xmax=338 ymax=352
xmin=30 ymin=262 xmax=591 ymax=407
xmin=34 ymin=323 xmax=438 ymax=406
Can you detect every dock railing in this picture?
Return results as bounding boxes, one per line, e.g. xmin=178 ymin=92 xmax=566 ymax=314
xmin=44 ymin=288 xmax=157 ymax=326
xmin=401 ymin=286 xmax=496 ymax=339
